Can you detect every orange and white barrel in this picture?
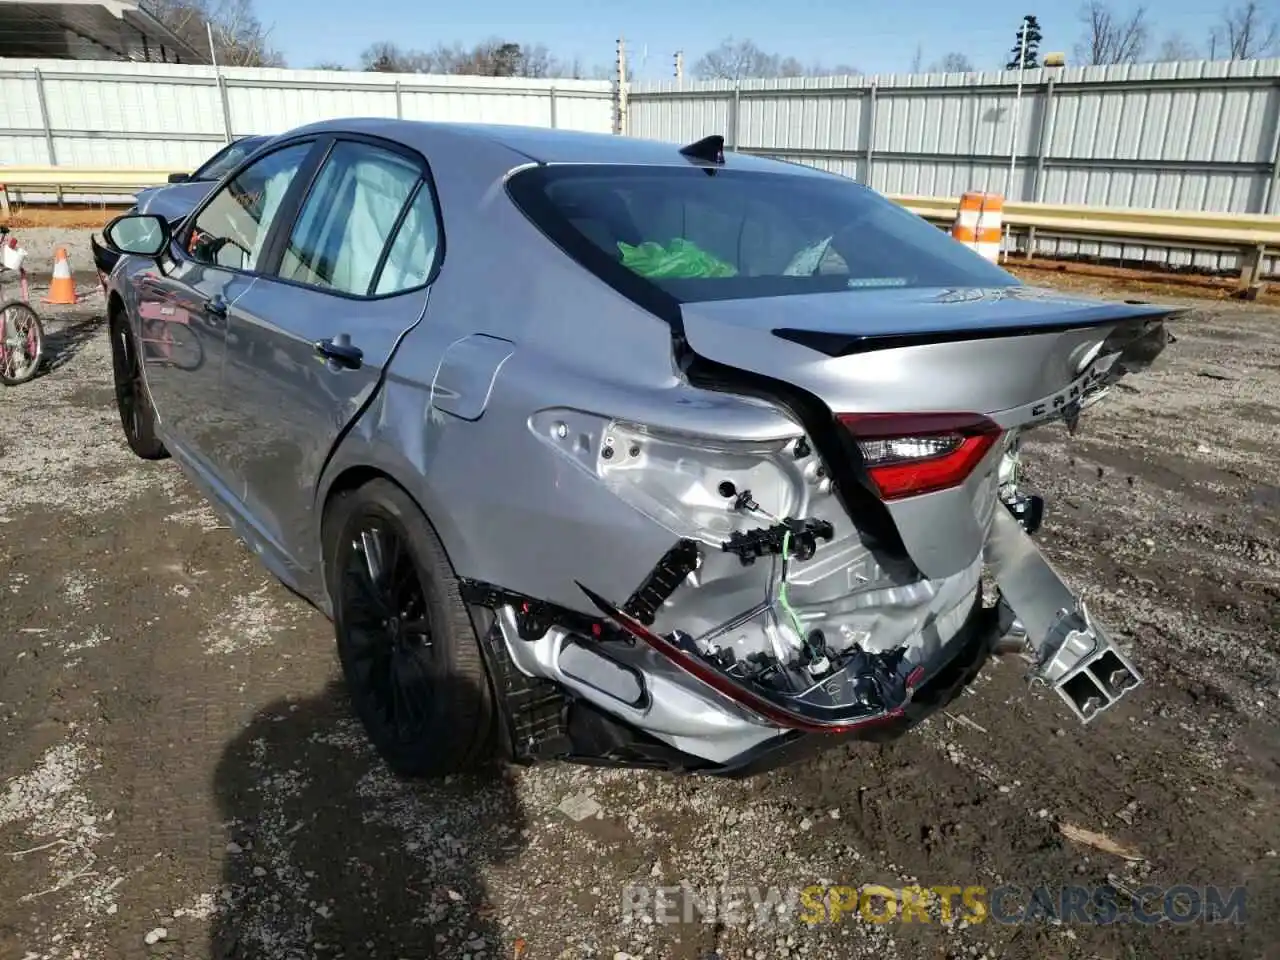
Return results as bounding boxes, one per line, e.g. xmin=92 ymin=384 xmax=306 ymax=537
xmin=950 ymin=191 xmax=1004 ymax=262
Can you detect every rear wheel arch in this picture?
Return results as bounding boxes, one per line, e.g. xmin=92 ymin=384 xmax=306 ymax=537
xmin=319 ymin=465 xmax=463 ymax=602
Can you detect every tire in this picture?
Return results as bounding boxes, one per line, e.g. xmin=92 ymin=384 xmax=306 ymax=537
xmin=109 ymin=310 xmax=168 ymax=460
xmin=326 ymin=478 xmax=497 ymax=777
xmin=0 ymin=301 xmax=44 ymax=386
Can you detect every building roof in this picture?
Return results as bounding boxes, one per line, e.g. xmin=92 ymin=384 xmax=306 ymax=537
xmin=0 ymin=0 xmax=210 ymax=63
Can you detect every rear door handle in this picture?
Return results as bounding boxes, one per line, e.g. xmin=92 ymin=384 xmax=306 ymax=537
xmin=315 ymin=333 xmax=363 ymax=370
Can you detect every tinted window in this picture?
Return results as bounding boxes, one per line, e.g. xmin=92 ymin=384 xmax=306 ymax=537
xmin=373 ymin=183 xmax=441 ymax=295
xmin=193 ymin=137 xmax=269 ymax=181
xmin=277 ymin=141 xmax=422 ymax=296
xmin=185 ymin=142 xmax=311 ymax=272
xmin=507 ymin=165 xmax=1016 ymax=303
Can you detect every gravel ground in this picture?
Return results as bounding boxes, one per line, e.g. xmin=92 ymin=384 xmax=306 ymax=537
xmin=5 ymin=228 xmax=99 ymax=277
xmin=1 ymin=260 xmax=1278 ymax=960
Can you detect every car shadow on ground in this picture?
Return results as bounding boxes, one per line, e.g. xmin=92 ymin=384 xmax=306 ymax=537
xmin=211 ymin=680 xmax=525 ymax=959
xmin=40 ymin=314 xmax=104 ymax=375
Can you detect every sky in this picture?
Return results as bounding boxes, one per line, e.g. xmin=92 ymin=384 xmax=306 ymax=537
xmin=253 ymin=0 xmax=1232 ymax=80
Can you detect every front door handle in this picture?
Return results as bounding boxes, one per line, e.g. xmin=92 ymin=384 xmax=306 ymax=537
xmin=315 ymin=333 xmax=363 ymax=370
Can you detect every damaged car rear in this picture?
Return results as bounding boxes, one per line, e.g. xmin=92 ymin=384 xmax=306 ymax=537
xmin=96 ymin=121 xmax=1176 ymax=779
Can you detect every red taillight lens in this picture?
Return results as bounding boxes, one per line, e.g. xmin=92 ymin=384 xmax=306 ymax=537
xmin=838 ymin=412 xmax=1002 ymax=501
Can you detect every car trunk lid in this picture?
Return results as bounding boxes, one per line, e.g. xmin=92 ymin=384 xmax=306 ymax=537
xmin=679 ymin=284 xmax=1177 ymax=579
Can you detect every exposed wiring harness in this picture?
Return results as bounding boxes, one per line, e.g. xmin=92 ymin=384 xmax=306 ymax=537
xmin=779 ymin=530 xmax=830 ymax=673
xmin=778 ymin=530 xmax=805 ymax=637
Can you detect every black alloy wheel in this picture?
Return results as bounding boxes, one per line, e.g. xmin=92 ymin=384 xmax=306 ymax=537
xmin=340 ymin=514 xmax=439 ymax=744
xmin=328 ymin=479 xmax=496 ymax=777
xmin=109 ymin=312 xmax=168 ymax=460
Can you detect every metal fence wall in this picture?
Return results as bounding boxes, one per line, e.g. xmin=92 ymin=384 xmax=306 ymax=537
xmin=630 ymin=59 xmax=1280 ymax=272
xmin=2 ymin=56 xmax=1279 ymax=273
xmin=0 ymin=58 xmax=615 ymax=196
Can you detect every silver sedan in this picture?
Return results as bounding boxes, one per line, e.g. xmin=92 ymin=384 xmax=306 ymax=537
xmin=99 ymin=119 xmax=1176 ymax=778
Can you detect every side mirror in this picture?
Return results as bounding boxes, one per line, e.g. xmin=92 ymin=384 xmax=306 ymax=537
xmin=102 ymin=213 xmax=171 ymax=259
xmin=167 ymin=172 xmax=191 ymax=184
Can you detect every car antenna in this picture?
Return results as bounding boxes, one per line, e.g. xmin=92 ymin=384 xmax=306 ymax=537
xmin=679 ymin=134 xmax=726 ymax=166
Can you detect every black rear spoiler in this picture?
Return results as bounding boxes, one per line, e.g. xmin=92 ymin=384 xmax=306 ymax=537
xmin=773 ymin=303 xmax=1182 ymax=357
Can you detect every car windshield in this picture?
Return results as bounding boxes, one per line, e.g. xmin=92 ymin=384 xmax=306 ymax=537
xmin=507 ymin=164 xmax=1016 ymax=303
xmin=193 ymin=137 xmax=268 ymax=181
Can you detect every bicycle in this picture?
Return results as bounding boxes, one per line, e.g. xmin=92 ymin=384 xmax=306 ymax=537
xmin=0 ymin=225 xmax=44 ymax=386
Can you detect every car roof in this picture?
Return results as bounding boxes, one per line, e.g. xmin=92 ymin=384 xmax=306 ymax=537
xmin=279 ymin=117 xmax=835 ymax=177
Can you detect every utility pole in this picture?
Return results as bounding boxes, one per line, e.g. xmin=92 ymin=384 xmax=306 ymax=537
xmin=1006 ymin=16 xmax=1028 ymax=200
xmin=674 ymin=50 xmax=684 ymax=84
xmin=206 ymin=21 xmax=218 ymax=70
xmin=615 ymin=36 xmax=628 ymax=135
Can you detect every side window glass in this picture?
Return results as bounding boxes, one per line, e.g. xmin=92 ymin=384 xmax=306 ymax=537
xmin=373 ymin=184 xmax=441 ymax=295
xmin=278 ymin=142 xmax=421 ymax=296
xmin=186 ymin=142 xmax=311 ymax=272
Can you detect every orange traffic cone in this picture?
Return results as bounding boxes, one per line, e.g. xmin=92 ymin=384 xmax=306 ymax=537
xmin=43 ymin=246 xmax=79 ymax=305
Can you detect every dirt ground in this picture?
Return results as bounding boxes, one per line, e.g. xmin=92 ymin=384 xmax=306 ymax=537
xmin=1 ymin=261 xmax=1277 ymax=960
xmin=1 ymin=205 xmax=124 ymax=230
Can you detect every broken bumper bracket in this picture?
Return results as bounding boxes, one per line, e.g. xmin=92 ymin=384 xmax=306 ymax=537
xmin=985 ymin=505 xmax=1142 ymax=724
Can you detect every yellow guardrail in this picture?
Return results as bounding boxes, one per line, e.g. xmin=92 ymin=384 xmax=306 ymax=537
xmin=0 ymin=166 xmax=185 ymax=216
xmin=894 ymin=194 xmax=1273 ymax=290
xmin=892 ymin=195 xmax=1280 ymax=246
xmin=0 ymin=169 xmax=1273 ymax=287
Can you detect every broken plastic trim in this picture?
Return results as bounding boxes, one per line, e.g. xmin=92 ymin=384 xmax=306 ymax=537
xmin=721 ymin=518 xmax=835 ymax=566
xmin=459 ymin=579 xmax=625 ymax=644
xmin=576 ymin=581 xmax=924 ymax=735
xmin=623 ymin=538 xmax=701 ymax=625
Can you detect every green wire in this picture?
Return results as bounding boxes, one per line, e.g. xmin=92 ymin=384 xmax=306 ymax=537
xmin=778 ymin=530 xmax=807 ymax=640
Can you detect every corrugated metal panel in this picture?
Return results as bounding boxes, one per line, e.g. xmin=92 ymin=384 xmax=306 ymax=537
xmin=630 ymin=59 xmax=1280 ymax=205
xmin=628 ymin=58 xmax=1280 ymax=270
xmin=0 ymin=58 xmax=615 ymax=171
xmin=2 ymin=56 xmax=1278 ymax=274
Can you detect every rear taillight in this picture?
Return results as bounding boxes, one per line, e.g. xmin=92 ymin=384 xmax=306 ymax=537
xmin=838 ymin=413 xmax=1002 ymax=501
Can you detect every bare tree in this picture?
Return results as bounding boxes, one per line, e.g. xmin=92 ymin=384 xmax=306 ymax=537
xmin=361 ymin=38 xmax=585 ymax=78
xmin=930 ymin=52 xmax=976 ymax=73
xmin=141 ymin=0 xmax=283 ymax=66
xmin=311 ymin=61 xmax=347 ymax=70
xmin=692 ymin=38 xmax=858 ymax=80
xmin=692 ymin=38 xmax=780 ymax=80
xmin=910 ymin=43 xmax=923 ymax=72
xmin=1156 ymin=33 xmax=1198 ymax=61
xmin=1074 ymin=1 xmax=1150 ymax=65
xmin=360 ymin=41 xmax=411 ymax=72
xmin=778 ymin=56 xmax=806 ymax=77
xmin=1211 ymin=1 xmax=1279 ymax=58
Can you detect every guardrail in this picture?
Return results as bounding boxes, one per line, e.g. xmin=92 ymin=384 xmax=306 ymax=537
xmin=0 ymin=167 xmax=1274 ymax=290
xmin=893 ymin=195 xmax=1278 ymax=292
xmin=0 ymin=166 xmax=183 ymax=215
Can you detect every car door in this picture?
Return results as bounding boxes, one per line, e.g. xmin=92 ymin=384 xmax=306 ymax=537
xmin=219 ymin=135 xmax=442 ymax=573
xmin=136 ymin=139 xmax=317 ymax=480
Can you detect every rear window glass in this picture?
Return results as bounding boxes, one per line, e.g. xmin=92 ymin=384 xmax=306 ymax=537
xmin=506 ymin=165 xmax=1015 ymax=303
xmin=194 ymin=137 xmax=268 ymax=181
